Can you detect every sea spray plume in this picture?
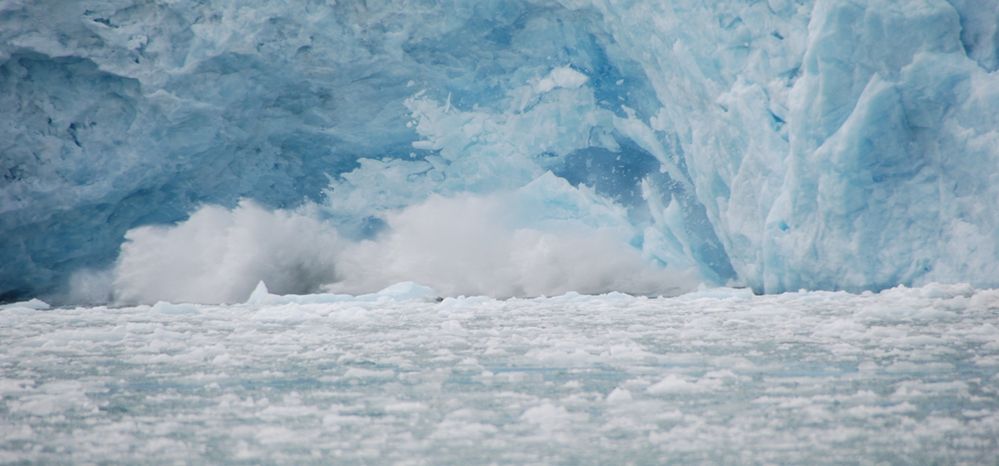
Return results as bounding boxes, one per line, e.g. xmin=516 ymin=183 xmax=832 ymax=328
xmin=327 ymin=173 xmax=697 ymax=297
xmin=112 ymin=201 xmax=343 ymax=304
xmin=108 ymin=175 xmax=696 ymax=304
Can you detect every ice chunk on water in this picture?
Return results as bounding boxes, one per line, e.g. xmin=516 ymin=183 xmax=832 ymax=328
xmin=0 ymin=299 xmax=50 ymax=311
xmin=245 ymin=280 xmax=439 ymax=306
xmin=373 ymin=282 xmax=439 ymax=301
xmin=246 ymin=281 xmax=271 ymax=305
xmin=151 ymin=301 xmax=199 ymax=315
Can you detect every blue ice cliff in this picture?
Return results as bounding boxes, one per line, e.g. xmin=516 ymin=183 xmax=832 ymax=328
xmin=1 ymin=0 xmax=998 ymax=302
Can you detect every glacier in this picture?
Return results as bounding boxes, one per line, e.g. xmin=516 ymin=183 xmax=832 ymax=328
xmin=2 ymin=0 xmax=999 ymax=303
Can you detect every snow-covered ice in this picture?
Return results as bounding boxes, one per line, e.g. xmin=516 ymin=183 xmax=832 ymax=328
xmin=2 ymin=284 xmax=998 ymax=463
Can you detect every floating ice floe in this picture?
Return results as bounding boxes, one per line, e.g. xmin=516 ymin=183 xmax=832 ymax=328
xmin=245 ymin=280 xmax=439 ymax=306
xmin=0 ymin=299 xmax=50 ymax=311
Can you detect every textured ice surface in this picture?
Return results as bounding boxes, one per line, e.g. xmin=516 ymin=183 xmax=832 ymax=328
xmin=2 ymin=0 xmax=999 ymax=300
xmin=561 ymin=0 xmax=999 ymax=292
xmin=2 ymin=285 xmax=999 ymax=463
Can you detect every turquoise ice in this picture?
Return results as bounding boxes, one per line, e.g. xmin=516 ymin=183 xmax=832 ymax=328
xmin=2 ymin=0 xmax=998 ymax=301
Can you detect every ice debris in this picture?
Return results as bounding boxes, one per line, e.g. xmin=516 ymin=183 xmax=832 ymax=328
xmin=246 ymin=280 xmax=439 ymax=306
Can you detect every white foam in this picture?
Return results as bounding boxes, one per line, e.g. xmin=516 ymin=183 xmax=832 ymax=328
xmin=109 ymin=179 xmax=697 ymax=304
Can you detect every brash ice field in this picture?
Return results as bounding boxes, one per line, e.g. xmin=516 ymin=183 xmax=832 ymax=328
xmin=2 ymin=284 xmax=999 ymax=463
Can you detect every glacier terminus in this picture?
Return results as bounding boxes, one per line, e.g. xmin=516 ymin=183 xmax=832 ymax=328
xmin=2 ymin=0 xmax=999 ymax=302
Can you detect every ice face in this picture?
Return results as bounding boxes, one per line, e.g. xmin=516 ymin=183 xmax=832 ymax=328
xmin=2 ymin=0 xmax=998 ymax=302
xmin=566 ymin=0 xmax=999 ymax=293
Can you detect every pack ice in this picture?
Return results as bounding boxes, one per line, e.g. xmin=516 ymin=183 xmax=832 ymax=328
xmin=1 ymin=0 xmax=998 ymax=302
xmin=2 ymin=284 xmax=999 ymax=463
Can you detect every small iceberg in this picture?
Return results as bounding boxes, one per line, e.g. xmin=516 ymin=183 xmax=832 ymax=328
xmin=0 ymin=298 xmax=51 ymax=311
xmin=245 ymin=281 xmax=439 ymax=306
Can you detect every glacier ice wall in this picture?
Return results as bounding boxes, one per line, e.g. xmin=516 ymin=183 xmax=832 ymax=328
xmin=561 ymin=0 xmax=999 ymax=292
xmin=1 ymin=0 xmax=998 ymax=302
